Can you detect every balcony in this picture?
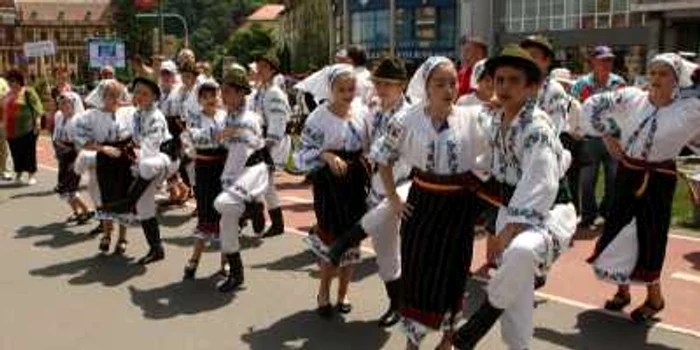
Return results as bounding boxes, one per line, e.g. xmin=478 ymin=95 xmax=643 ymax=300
xmin=631 ymin=1 xmax=700 ymax=12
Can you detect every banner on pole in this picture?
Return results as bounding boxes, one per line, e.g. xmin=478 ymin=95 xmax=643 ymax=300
xmin=23 ymin=41 xmax=56 ymax=58
xmin=88 ymin=38 xmax=126 ymax=69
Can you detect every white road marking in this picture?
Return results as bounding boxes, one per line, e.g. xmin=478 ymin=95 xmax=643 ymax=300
xmin=671 ymin=271 xmax=700 ymax=284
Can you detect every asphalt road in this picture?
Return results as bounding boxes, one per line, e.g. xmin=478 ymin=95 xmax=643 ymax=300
xmin=1 ymin=169 xmax=698 ymax=350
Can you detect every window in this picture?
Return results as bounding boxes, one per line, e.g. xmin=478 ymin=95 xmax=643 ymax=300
xmin=350 ymin=10 xmax=390 ymax=50
xmin=58 ymin=11 xmax=64 ymax=21
xmin=504 ymin=0 xmax=636 ymax=32
xmin=85 ymin=11 xmax=92 ymax=22
xmin=30 ymin=11 xmax=38 ymax=20
xmin=415 ymin=6 xmax=436 ymax=45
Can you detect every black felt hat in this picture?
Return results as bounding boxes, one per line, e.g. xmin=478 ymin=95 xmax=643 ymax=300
xmin=372 ymin=56 xmax=408 ymax=84
xmin=255 ymin=52 xmax=281 ymax=73
xmin=485 ymin=44 xmax=542 ymax=84
xmin=222 ymin=69 xmax=251 ymax=94
xmin=132 ymin=76 xmax=161 ymax=99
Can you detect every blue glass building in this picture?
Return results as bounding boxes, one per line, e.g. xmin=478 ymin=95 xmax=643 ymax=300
xmin=337 ymin=0 xmax=459 ymax=63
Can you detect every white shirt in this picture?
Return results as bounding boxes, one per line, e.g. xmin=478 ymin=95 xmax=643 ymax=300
xmin=53 ymin=111 xmax=79 ymax=144
xmin=295 ymin=103 xmax=368 ymax=173
xmin=74 ymin=108 xmax=134 ymax=147
xmin=132 ymin=106 xmax=171 ymax=159
xmin=252 ymin=83 xmax=291 ymax=143
xmin=185 ymin=109 xmax=227 ymax=150
xmin=159 ymin=83 xmax=184 ymax=117
xmin=582 ymin=87 xmax=700 ymax=161
xmin=371 ymin=104 xmax=490 ymax=176
xmin=220 ymin=108 xmax=266 ymax=182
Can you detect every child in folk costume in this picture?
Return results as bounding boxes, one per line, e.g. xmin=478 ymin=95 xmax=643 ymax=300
xmin=372 ymin=57 xmax=491 ymax=349
xmin=174 ymin=60 xmax=202 ymax=195
xmin=158 ymin=60 xmax=190 ymax=205
xmin=74 ymin=80 xmax=133 ymax=254
xmin=182 ymin=82 xmax=229 ymax=280
xmin=252 ymin=53 xmax=291 ymax=238
xmin=213 ymin=70 xmax=272 ymax=292
xmin=582 ymin=53 xmax=700 ymax=322
xmin=295 ymin=64 xmax=371 ymax=319
xmin=319 ymin=57 xmax=412 ymax=327
xmin=453 ymin=46 xmax=577 ymax=350
xmin=106 ymin=76 xmax=175 ymax=265
xmin=53 ymin=92 xmax=93 ymax=224
xmin=456 ymin=59 xmax=493 ymax=107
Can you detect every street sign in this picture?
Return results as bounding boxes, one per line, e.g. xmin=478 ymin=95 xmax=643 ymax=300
xmin=87 ymin=38 xmax=126 ymax=69
xmin=23 ymin=41 xmax=56 ymax=58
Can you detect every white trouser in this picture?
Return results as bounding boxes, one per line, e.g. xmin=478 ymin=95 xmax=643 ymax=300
xmin=487 ymin=229 xmax=547 ymax=350
xmin=74 ymin=151 xmax=100 ymax=206
xmin=263 ymin=173 xmax=281 ymax=210
xmin=215 ymin=163 xmax=270 ymax=253
xmin=360 ymin=182 xmax=411 ymax=282
xmin=134 ymin=154 xmax=173 ymax=220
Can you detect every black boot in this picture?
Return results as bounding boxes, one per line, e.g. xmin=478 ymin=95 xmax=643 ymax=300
xmin=378 ymin=279 xmax=401 ymax=328
xmin=326 ymin=224 xmax=368 ymax=267
xmin=217 ymin=252 xmax=244 ymax=292
xmin=111 ymin=176 xmax=152 ymax=213
xmin=452 ymin=300 xmax=504 ymax=350
xmin=138 ymin=217 xmax=165 ymax=265
xmin=262 ymin=208 xmax=284 ymax=238
xmin=250 ymin=202 xmax=266 ymax=234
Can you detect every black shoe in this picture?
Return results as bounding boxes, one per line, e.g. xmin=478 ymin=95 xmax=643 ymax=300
xmin=138 ymin=247 xmax=164 ymax=265
xmin=76 ymin=212 xmax=93 ymax=225
xmin=98 ymin=235 xmax=111 ymax=253
xmin=217 ymin=252 xmax=244 ymax=292
xmin=327 ymin=224 xmax=368 ymax=266
xmin=534 ymin=275 xmax=547 ymax=290
xmin=114 ymin=239 xmax=128 ymax=255
xmin=336 ymin=302 xmax=352 ymax=314
xmin=378 ymin=308 xmax=400 ymax=328
xmin=452 ymin=300 xmax=504 ymax=350
xmin=183 ymin=259 xmax=199 ymax=280
xmin=262 ymin=208 xmax=284 ymax=238
xmin=316 ymin=304 xmax=334 ymax=319
xmin=378 ymin=279 xmax=401 ymax=327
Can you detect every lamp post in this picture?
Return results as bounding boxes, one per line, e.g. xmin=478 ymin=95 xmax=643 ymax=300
xmin=135 ymin=13 xmax=190 ymax=49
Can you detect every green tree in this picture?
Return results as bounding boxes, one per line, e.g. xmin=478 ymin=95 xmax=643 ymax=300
xmin=111 ymin=0 xmax=156 ymax=59
xmin=224 ymin=23 xmax=275 ymax=67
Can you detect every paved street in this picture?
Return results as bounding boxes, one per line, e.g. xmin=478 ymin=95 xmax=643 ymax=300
xmin=0 ymin=137 xmax=698 ymax=349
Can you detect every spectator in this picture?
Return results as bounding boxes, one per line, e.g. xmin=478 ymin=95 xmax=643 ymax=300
xmin=457 ymin=36 xmax=488 ymax=97
xmin=1 ymin=69 xmax=44 ymax=185
xmin=0 ymin=76 xmax=11 ymax=180
xmin=571 ymin=46 xmax=626 ymax=228
xmin=100 ymin=65 xmax=115 ymax=80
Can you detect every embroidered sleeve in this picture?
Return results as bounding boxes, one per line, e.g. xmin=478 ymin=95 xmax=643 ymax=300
xmin=73 ymin=113 xmax=92 ymax=148
xmin=504 ymin=126 xmax=560 ymax=227
xmin=263 ymin=89 xmax=291 ymax=143
xmin=369 ymin=112 xmax=408 ymax=167
xmin=581 ymin=87 xmax=641 ymax=137
xmin=186 ymin=111 xmax=218 ymax=148
xmin=139 ymin=112 xmax=169 ymax=157
xmin=294 ymin=116 xmax=325 ymax=172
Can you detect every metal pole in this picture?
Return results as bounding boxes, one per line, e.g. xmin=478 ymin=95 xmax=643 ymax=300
xmin=328 ymin=0 xmax=335 ymax=63
xmin=389 ymin=0 xmax=396 ymax=57
xmin=342 ymin=0 xmax=349 ymax=47
xmin=135 ymin=13 xmax=189 ymax=50
xmin=158 ymin=0 xmax=164 ymax=54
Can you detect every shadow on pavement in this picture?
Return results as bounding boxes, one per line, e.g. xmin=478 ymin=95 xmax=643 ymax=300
xmin=240 ymin=309 xmax=391 ymax=350
xmin=250 ymin=249 xmax=378 ymax=282
xmin=534 ymin=309 xmax=685 ymax=350
xmin=29 ymin=254 xmax=146 ymax=287
xmin=128 ymin=277 xmax=235 ymax=320
xmin=684 ymin=252 xmax=700 ymax=271
xmin=10 ymin=188 xmax=57 ymax=199
xmin=162 ymin=235 xmax=262 ymax=251
xmin=158 ymin=212 xmax=194 ymax=228
xmin=16 ymin=222 xmax=97 ymax=249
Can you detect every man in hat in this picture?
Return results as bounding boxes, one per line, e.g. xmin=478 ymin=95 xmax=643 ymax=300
xmin=214 ymin=70 xmax=272 ymax=292
xmin=253 ymin=52 xmax=291 ymax=238
xmin=319 ymin=56 xmax=412 ymax=327
xmin=458 ymin=36 xmax=488 ymax=97
xmin=520 ymin=36 xmax=583 ymax=223
xmin=453 ymin=45 xmax=576 ymax=350
xmin=571 ymin=46 xmax=626 ymax=229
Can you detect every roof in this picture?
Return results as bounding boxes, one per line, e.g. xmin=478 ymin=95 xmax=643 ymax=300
xmin=247 ymin=4 xmax=285 ymax=22
xmin=16 ymin=0 xmax=110 ymax=22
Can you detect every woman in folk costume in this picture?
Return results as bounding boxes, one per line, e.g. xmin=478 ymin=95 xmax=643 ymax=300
xmin=318 ymin=57 xmax=412 ymax=327
xmin=53 ymin=91 xmax=92 ymax=224
xmin=252 ymin=52 xmax=292 ymax=238
xmin=295 ymin=64 xmax=371 ymax=319
xmin=452 ymin=46 xmax=576 ymax=350
xmin=213 ymin=70 xmax=272 ymax=293
xmin=158 ymin=60 xmax=190 ymax=205
xmin=105 ymin=76 xmax=175 ymax=265
xmin=581 ymin=53 xmax=700 ymax=322
xmin=74 ymin=80 xmax=134 ymax=254
xmin=371 ymin=57 xmax=491 ymax=349
xmin=182 ymin=81 xmax=229 ymax=280
xmin=456 ymin=59 xmax=494 ymax=107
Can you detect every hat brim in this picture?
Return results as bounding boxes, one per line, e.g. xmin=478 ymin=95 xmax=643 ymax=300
xmin=256 ymin=58 xmax=280 ymax=73
xmin=521 ymin=39 xmax=555 ymax=59
xmin=593 ymin=54 xmax=616 ymax=60
xmin=485 ymin=55 xmax=542 ymax=83
xmin=132 ymin=77 xmax=161 ymax=99
xmin=223 ymin=80 xmax=251 ymax=95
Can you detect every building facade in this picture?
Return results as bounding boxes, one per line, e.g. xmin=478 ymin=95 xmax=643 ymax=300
xmin=337 ymin=0 xmax=459 ymax=65
xmin=0 ymin=0 xmax=113 ymax=81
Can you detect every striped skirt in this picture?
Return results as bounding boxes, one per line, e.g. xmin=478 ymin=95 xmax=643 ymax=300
xmin=588 ymin=158 xmax=676 ymax=284
xmin=194 ymin=149 xmax=228 ymax=239
xmin=307 ymin=150 xmax=370 ymax=265
xmin=399 ymin=170 xmax=480 ymax=334
xmin=55 ymin=143 xmax=81 ymax=199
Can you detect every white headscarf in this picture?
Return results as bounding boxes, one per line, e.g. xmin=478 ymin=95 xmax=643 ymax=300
xmin=649 ymin=53 xmax=699 ymax=99
xmin=294 ymin=63 xmax=354 ymax=103
xmin=406 ymin=56 xmax=453 ymax=104
xmin=84 ymin=79 xmax=130 ymax=109
xmin=58 ymin=91 xmax=85 ymax=117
